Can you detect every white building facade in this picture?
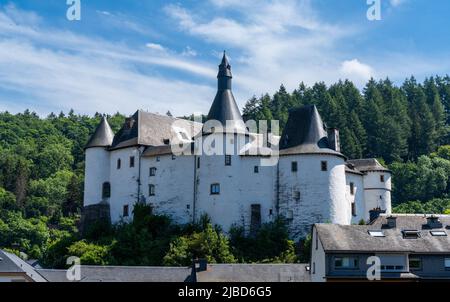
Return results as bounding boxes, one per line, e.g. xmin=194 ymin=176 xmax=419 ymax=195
xmin=83 ymin=54 xmax=392 ymax=240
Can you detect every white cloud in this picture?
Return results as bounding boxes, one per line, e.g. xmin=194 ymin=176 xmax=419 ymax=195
xmin=182 ymin=46 xmax=197 ymax=57
xmin=390 ymin=0 xmax=408 ymax=7
xmin=0 ymin=5 xmax=217 ymax=116
xmin=145 ymin=43 xmax=166 ymax=52
xmin=340 ymin=59 xmax=374 ymax=82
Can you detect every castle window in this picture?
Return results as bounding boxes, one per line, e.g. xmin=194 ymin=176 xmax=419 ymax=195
xmin=254 ymin=166 xmax=259 ymax=173
xmin=315 ymin=231 xmax=318 ymax=250
xmin=291 ymin=161 xmax=298 ymax=172
xmin=197 ymin=158 xmax=200 ymax=169
xmin=102 ymin=182 xmax=111 ymax=199
xmin=350 ymin=182 xmax=355 ymax=195
xmin=287 ymin=210 xmax=294 ymax=220
xmin=250 ymin=204 xmax=262 ymax=234
xmin=149 ymin=184 xmax=155 ymax=196
xmin=293 ymin=190 xmax=300 ymax=201
xmin=172 ymin=154 xmax=176 ymax=160
xmin=150 ymin=167 xmax=156 ymax=177
xmin=321 ymin=161 xmax=328 ymax=171
xmin=123 ymin=205 xmax=129 ymax=217
xmin=163 ymin=139 xmax=170 ymax=145
xmin=351 ymin=202 xmax=356 ymax=217
xmin=117 ymin=158 xmax=121 ymax=169
xmin=156 ymin=156 xmax=160 ymax=162
xmin=269 ymin=209 xmax=273 ymax=216
xmin=210 ymin=183 xmax=220 ymax=195
xmin=225 ymin=155 xmax=232 ymax=166
xmin=130 ymin=156 xmax=135 ymax=168
xmin=380 ymin=175 xmax=385 ymax=183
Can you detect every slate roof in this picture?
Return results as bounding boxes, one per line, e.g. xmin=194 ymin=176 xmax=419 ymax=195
xmin=315 ymin=214 xmax=450 ymax=253
xmin=279 ymin=105 xmax=344 ymax=157
xmin=347 ymin=158 xmax=391 ymax=173
xmin=85 ymin=116 xmax=115 ymax=149
xmin=0 ymin=250 xmax=47 ymax=282
xmin=205 ymin=52 xmax=247 ymax=134
xmin=110 ymin=110 xmax=202 ymax=150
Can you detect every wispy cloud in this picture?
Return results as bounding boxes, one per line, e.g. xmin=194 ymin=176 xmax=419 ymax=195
xmin=390 ymin=0 xmax=408 ymax=7
xmin=0 ymin=4 xmax=216 ymax=116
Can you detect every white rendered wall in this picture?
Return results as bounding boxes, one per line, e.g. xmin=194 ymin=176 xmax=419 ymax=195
xmin=141 ymin=154 xmax=195 ymax=225
xmin=84 ymin=147 xmax=110 ymax=206
xmin=363 ymin=171 xmax=392 ymax=216
xmin=346 ymin=172 xmax=365 ymax=224
xmin=108 ymin=147 xmax=142 ymax=223
xmin=194 ymin=133 xmax=276 ymax=233
xmin=311 ymin=226 xmax=326 ymax=282
xmin=278 ymin=154 xmax=349 ymax=240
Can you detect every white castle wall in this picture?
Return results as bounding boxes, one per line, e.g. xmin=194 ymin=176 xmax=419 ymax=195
xmin=194 ymin=133 xmax=276 ymax=233
xmin=278 ymin=154 xmax=349 ymax=240
xmin=363 ymin=171 xmax=392 ymax=216
xmin=84 ymin=147 xmax=110 ymax=206
xmin=140 ymin=154 xmax=195 ymax=225
xmin=345 ymin=172 xmax=365 ymax=224
xmin=108 ymin=147 xmax=142 ymax=223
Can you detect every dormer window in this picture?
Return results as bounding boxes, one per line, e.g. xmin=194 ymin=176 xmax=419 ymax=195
xmin=402 ymin=230 xmax=421 ymax=239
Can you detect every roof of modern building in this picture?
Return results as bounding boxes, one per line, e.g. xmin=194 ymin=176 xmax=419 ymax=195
xmin=0 ymin=250 xmax=47 ymax=282
xmin=347 ymin=158 xmax=391 ymax=173
xmin=315 ymin=214 xmax=450 ymax=253
xmin=85 ymin=116 xmax=115 ymax=149
xmin=109 ymin=110 xmax=202 ymax=150
xmin=279 ymin=105 xmax=344 ymax=157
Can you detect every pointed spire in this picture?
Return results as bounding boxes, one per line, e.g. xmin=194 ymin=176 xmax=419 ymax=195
xmin=205 ymin=52 xmax=246 ymax=133
xmin=85 ymin=115 xmax=115 ymax=149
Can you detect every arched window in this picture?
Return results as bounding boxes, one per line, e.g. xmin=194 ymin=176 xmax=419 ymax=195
xmin=102 ymin=182 xmax=111 ymax=199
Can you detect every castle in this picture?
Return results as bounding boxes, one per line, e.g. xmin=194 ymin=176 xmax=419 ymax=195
xmin=83 ymin=53 xmax=392 ymax=240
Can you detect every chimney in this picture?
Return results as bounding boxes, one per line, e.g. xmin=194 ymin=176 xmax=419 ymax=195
xmin=327 ymin=128 xmax=340 ymax=152
xmin=426 ymin=216 xmax=442 ymax=229
xmin=386 ymin=216 xmax=397 ymax=228
xmin=369 ymin=207 xmax=385 ymax=223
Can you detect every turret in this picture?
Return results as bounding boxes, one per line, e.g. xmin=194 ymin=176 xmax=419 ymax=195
xmin=204 ymin=52 xmax=246 ymax=134
xmin=278 ymin=105 xmax=350 ymax=239
xmin=84 ymin=116 xmax=114 ymax=207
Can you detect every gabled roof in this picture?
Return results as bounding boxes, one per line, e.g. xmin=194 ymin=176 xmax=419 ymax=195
xmin=111 ymin=111 xmax=202 ymax=150
xmin=315 ymin=215 xmax=450 ymax=253
xmin=347 ymin=158 xmax=390 ymax=173
xmin=0 ymin=250 xmax=47 ymax=282
xmin=279 ymin=105 xmax=344 ymax=157
xmin=85 ymin=116 xmax=114 ymax=149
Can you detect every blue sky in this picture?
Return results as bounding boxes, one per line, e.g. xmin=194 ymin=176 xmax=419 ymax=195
xmin=0 ymin=0 xmax=450 ymax=117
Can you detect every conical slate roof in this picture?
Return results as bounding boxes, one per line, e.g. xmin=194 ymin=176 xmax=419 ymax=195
xmin=205 ymin=52 xmax=246 ymax=133
xmin=85 ymin=116 xmax=115 ymax=149
xmin=279 ymin=105 xmax=344 ymax=157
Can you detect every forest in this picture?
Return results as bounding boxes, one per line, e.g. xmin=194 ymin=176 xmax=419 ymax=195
xmin=1 ymin=75 xmax=450 ymax=267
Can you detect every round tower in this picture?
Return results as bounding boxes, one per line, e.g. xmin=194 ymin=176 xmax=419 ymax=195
xmin=347 ymin=159 xmax=392 ymax=220
xmin=83 ymin=116 xmax=114 ymax=207
xmin=279 ymin=105 xmax=350 ymax=239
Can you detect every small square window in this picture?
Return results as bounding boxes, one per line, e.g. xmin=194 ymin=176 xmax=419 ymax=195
xmin=123 ymin=205 xmax=129 ymax=217
xmin=430 ymin=231 xmax=447 ymax=237
xmin=409 ymin=257 xmax=422 ymax=270
xmin=321 ymin=161 xmax=328 ymax=171
xmin=211 ymin=183 xmax=220 ymax=195
xmin=225 ymin=155 xmax=232 ymax=166
xmin=149 ymin=184 xmax=155 ymax=196
xmin=254 ymin=166 xmax=259 ymax=173
xmin=291 ymin=161 xmax=298 ymax=172
xmin=402 ymin=230 xmax=421 ymax=239
xmin=380 ymin=175 xmax=385 ymax=183
xmin=150 ymin=167 xmax=156 ymax=176
xmin=130 ymin=156 xmax=135 ymax=168
xmin=445 ymin=258 xmax=450 ymax=269
xmin=368 ymin=230 xmax=385 ymax=237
